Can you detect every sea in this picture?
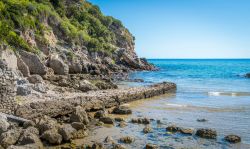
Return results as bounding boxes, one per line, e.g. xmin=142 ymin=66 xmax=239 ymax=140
xmin=84 ymin=59 xmax=250 ymax=149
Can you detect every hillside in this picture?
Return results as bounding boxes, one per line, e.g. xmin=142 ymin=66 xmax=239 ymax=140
xmin=0 ymin=0 xmax=155 ymax=76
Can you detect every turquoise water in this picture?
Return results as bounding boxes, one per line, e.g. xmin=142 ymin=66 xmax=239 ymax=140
xmin=128 ymin=59 xmax=250 ymax=147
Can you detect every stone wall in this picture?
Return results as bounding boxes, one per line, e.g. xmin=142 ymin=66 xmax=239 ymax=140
xmin=0 ymin=60 xmax=17 ymax=114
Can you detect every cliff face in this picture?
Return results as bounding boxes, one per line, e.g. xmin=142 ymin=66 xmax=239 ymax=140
xmin=0 ymin=0 xmax=155 ymax=77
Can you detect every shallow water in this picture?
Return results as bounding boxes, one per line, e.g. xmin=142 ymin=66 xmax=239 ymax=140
xmin=84 ymin=59 xmax=250 ymax=148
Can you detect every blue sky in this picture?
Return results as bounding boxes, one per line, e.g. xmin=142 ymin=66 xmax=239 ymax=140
xmin=89 ymin=0 xmax=250 ymax=58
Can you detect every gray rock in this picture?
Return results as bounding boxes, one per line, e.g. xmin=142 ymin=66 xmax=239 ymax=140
xmin=17 ymin=57 xmax=30 ymax=77
xmin=99 ymin=117 xmax=115 ymax=125
xmin=22 ymin=121 xmax=35 ymax=129
xmin=224 ymin=135 xmax=241 ymax=143
xmin=70 ymin=106 xmax=89 ymax=125
xmin=41 ymin=129 xmax=62 ymax=145
xmin=195 ymin=129 xmax=217 ymax=139
xmin=19 ymin=51 xmax=46 ymax=75
xmin=18 ymin=133 xmax=42 ymax=147
xmin=78 ymin=80 xmax=98 ymax=92
xmin=143 ymin=125 xmax=153 ymax=133
xmin=58 ymin=124 xmax=77 ymax=141
xmin=36 ymin=116 xmax=58 ymax=134
xmin=71 ymin=122 xmax=85 ymax=131
xmin=120 ymin=136 xmax=134 ymax=144
xmin=0 ymin=128 xmax=22 ymax=148
xmin=48 ymin=56 xmax=69 ymax=75
xmin=27 ymin=75 xmax=43 ymax=84
xmin=17 ymin=85 xmax=32 ymax=96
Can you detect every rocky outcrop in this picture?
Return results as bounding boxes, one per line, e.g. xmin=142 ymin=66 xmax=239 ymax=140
xmin=15 ymin=82 xmax=176 ymax=119
xmin=19 ymin=51 xmax=46 ymax=75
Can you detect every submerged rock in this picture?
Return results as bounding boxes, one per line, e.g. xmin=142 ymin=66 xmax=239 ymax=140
xmin=166 ymin=125 xmax=180 ymax=133
xmin=245 ymin=73 xmax=250 ymax=78
xmin=197 ymin=119 xmax=208 ymax=122
xmin=114 ymin=117 xmax=125 ymax=122
xmin=120 ymin=136 xmax=134 ymax=144
xmin=131 ymin=118 xmax=150 ymax=124
xmin=224 ymin=135 xmax=241 ymax=143
xmin=195 ymin=129 xmax=217 ymax=139
xmin=143 ymin=125 xmax=153 ymax=133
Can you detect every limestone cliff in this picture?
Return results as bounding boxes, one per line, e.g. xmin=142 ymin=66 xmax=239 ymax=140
xmin=0 ymin=0 xmax=155 ymax=77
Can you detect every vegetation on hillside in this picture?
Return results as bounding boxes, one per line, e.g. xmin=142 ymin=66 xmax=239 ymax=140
xmin=0 ymin=0 xmax=134 ymax=54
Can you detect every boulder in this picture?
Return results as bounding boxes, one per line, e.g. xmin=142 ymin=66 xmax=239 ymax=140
xmin=179 ymin=128 xmax=194 ymax=135
xmin=166 ymin=125 xmax=180 ymax=133
xmin=195 ymin=129 xmax=217 ymax=139
xmin=36 ymin=116 xmax=58 ymax=134
xmin=112 ymin=106 xmax=132 ymax=115
xmin=120 ymin=136 xmax=134 ymax=144
xmin=27 ymin=75 xmax=43 ymax=84
xmin=48 ymin=56 xmax=69 ymax=75
xmin=0 ymin=128 xmax=22 ymax=148
xmin=58 ymin=124 xmax=77 ymax=141
xmin=71 ymin=122 xmax=85 ymax=131
xmin=41 ymin=129 xmax=62 ymax=145
xmin=78 ymin=80 xmax=98 ymax=92
xmin=19 ymin=50 xmax=46 ymax=75
xmin=69 ymin=62 xmax=82 ymax=74
xmin=99 ymin=117 xmax=115 ymax=125
xmin=224 ymin=135 xmax=241 ymax=143
xmin=17 ymin=57 xmax=30 ymax=77
xmin=143 ymin=125 xmax=153 ymax=133
xmin=0 ymin=115 xmax=10 ymax=134
xmin=94 ymin=110 xmax=107 ymax=119
xmin=18 ymin=133 xmax=42 ymax=147
xmin=22 ymin=121 xmax=35 ymax=129
xmin=70 ymin=106 xmax=89 ymax=125
xmin=146 ymin=143 xmax=159 ymax=149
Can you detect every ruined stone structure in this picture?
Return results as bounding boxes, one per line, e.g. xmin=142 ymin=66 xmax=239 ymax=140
xmin=0 ymin=60 xmax=17 ymax=114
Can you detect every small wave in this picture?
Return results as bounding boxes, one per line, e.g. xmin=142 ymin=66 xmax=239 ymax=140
xmin=208 ymin=91 xmax=250 ymax=97
xmin=165 ymin=103 xmax=188 ymax=107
